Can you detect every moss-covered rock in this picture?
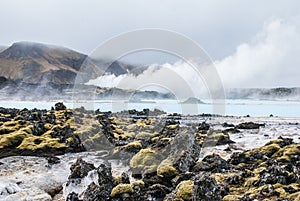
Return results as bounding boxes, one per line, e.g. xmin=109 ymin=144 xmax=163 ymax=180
xmin=110 ymin=184 xmax=134 ymax=197
xmin=176 ymin=180 xmax=194 ymax=201
xmin=157 ymin=157 xmax=179 ymax=178
xmin=130 ymin=148 xmax=161 ymax=176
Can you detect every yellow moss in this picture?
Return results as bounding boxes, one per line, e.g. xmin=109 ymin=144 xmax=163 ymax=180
xmin=151 ymin=137 xmax=159 ymax=142
xmin=244 ymin=176 xmax=259 ymax=187
xmin=176 ymin=180 xmax=194 ymax=201
xmin=0 ymin=121 xmax=22 ymax=134
xmin=157 ymin=158 xmax=178 ymax=178
xmin=67 ymin=137 xmax=74 ymax=143
xmin=272 ymin=144 xmax=300 ymax=160
xmin=222 ymin=195 xmax=242 ymax=201
xmin=66 ymin=117 xmax=75 ymax=127
xmin=130 ymin=148 xmax=160 ymax=174
xmin=0 ymin=130 xmax=28 ymax=148
xmin=135 ymin=131 xmax=156 ymax=139
xmin=114 ymin=128 xmax=124 ymax=135
xmin=126 ymin=124 xmax=138 ymax=131
xmin=3 ymin=121 xmax=17 ymax=127
xmin=132 ymin=180 xmax=144 ymax=187
xmin=124 ymin=141 xmax=142 ymax=149
xmin=136 ymin=120 xmax=147 ymax=127
xmin=110 ymin=184 xmax=134 ymax=197
xmin=114 ymin=176 xmax=122 ymax=184
xmin=22 ymin=125 xmax=33 ymax=134
xmin=167 ymin=124 xmax=178 ymax=130
xmin=161 ymin=138 xmax=172 ymax=143
xmin=109 ymin=117 xmax=116 ymax=124
xmin=212 ymin=173 xmax=236 ymax=184
xmin=17 ymin=135 xmax=66 ymax=150
xmin=288 ymin=191 xmax=300 ymax=200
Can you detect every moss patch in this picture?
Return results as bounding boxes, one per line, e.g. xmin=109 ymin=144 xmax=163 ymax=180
xmin=176 ymin=180 xmax=194 ymax=201
xmin=110 ymin=184 xmax=134 ymax=197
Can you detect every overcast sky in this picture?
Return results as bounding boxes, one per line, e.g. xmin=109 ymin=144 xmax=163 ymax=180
xmin=1 ymin=0 xmax=300 ymax=88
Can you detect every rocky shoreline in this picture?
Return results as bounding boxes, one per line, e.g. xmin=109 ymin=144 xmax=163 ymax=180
xmin=0 ymin=103 xmax=299 ymax=200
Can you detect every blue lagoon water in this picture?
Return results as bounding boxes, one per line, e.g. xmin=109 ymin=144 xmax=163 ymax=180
xmin=0 ymin=99 xmax=299 ymax=117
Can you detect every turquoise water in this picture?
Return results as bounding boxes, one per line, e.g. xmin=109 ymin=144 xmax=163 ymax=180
xmin=0 ymin=99 xmax=299 ymax=117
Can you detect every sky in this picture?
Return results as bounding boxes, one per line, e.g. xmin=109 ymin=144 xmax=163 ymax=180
xmin=0 ymin=0 xmax=300 ymax=88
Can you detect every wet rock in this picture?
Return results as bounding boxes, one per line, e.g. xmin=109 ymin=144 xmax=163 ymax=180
xmin=46 ymin=155 xmax=60 ymax=165
xmin=82 ymin=182 xmax=105 ymax=201
xmin=172 ymin=129 xmax=201 ymax=173
xmin=97 ymin=162 xmax=115 ymax=190
xmin=205 ymin=131 xmax=235 ymax=146
xmin=192 ymin=173 xmax=228 ymax=201
xmin=222 ymin=122 xmax=235 ymax=127
xmin=66 ymin=192 xmax=81 ymax=201
xmin=144 ymin=183 xmax=172 ymax=200
xmin=55 ymin=102 xmax=67 ymax=111
xmin=198 ymin=122 xmax=210 ymax=132
xmin=193 ymin=154 xmax=230 ymax=173
xmin=32 ymin=121 xmax=46 ymax=136
xmin=254 ymin=165 xmax=293 ymax=186
xmin=68 ymin=158 xmax=95 ymax=179
xmin=110 ymin=183 xmax=134 ymax=198
xmin=235 ymin=122 xmax=264 ymax=129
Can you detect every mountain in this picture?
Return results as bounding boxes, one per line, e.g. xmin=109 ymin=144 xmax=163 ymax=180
xmin=0 ymin=41 xmax=167 ymax=101
xmin=226 ymin=87 xmax=300 ymax=100
xmin=0 ymin=42 xmax=87 ymax=84
xmin=0 ymin=42 xmax=143 ymax=85
xmin=0 ymin=46 xmax=8 ymax=53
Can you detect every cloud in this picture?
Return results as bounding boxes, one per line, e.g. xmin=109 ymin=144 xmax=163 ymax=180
xmin=215 ymin=18 xmax=300 ymax=88
xmin=87 ymin=18 xmax=300 ymax=100
xmin=87 ymin=63 xmax=210 ymax=100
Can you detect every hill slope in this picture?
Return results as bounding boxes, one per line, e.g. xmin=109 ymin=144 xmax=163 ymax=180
xmin=0 ymin=42 xmax=87 ymax=84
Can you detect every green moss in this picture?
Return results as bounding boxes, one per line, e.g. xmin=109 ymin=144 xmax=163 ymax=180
xmin=288 ymin=191 xmax=300 ymax=200
xmin=222 ymin=195 xmax=242 ymax=201
xmin=176 ymin=180 xmax=194 ymax=201
xmin=110 ymin=184 xmax=134 ymax=197
xmin=24 ymin=126 xmax=33 ymax=134
xmin=67 ymin=137 xmax=75 ymax=143
xmin=157 ymin=158 xmax=178 ymax=178
xmin=130 ymin=148 xmax=160 ymax=174
xmin=151 ymin=137 xmax=159 ymax=142
xmin=272 ymin=144 xmax=300 ymax=160
xmin=212 ymin=173 xmax=236 ymax=184
xmin=17 ymin=136 xmax=66 ymax=150
xmin=0 ymin=121 xmax=22 ymax=134
xmin=161 ymin=137 xmax=172 ymax=143
xmin=0 ymin=130 xmax=28 ymax=148
xmin=124 ymin=141 xmax=142 ymax=149
xmin=135 ymin=131 xmax=156 ymax=139
xmin=167 ymin=124 xmax=179 ymax=130
xmin=132 ymin=180 xmax=144 ymax=187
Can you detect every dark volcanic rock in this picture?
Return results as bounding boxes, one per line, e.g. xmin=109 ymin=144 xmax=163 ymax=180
xmin=68 ymin=158 xmax=95 ymax=179
xmin=235 ymin=122 xmax=265 ymax=129
xmin=192 ymin=173 xmax=228 ymax=201
xmin=82 ymin=182 xmax=106 ymax=201
xmin=193 ymin=154 xmax=230 ymax=173
xmin=55 ymin=102 xmax=67 ymax=111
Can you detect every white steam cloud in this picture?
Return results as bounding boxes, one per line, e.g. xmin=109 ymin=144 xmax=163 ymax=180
xmin=216 ymin=18 xmax=300 ymax=88
xmin=87 ymin=62 xmax=211 ymax=99
xmin=87 ymin=19 xmax=300 ymax=99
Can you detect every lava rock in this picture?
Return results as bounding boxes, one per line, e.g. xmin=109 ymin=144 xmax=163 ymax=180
xmin=68 ymin=158 xmax=95 ymax=179
xmin=55 ymin=102 xmax=67 ymax=111
xmin=235 ymin=122 xmax=264 ymax=129
xmin=192 ymin=173 xmax=228 ymax=201
xmin=193 ymin=154 xmax=230 ymax=173
xmin=198 ymin=122 xmax=210 ymax=131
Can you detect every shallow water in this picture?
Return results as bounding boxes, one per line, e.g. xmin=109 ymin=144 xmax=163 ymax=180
xmin=1 ymin=99 xmax=300 ymax=117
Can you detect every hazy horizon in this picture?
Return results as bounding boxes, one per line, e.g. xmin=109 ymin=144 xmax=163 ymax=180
xmin=1 ymin=0 xmax=300 ymax=89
